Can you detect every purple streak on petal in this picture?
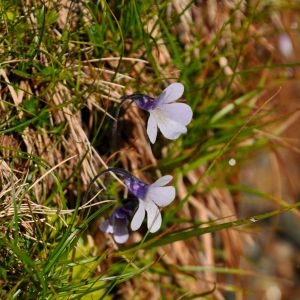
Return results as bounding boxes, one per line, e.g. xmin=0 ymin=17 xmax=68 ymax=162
xmin=114 ymin=209 xmax=129 ymax=219
xmin=160 ymin=103 xmax=193 ymax=125
xmin=147 ymin=113 xmax=158 ymax=144
xmin=145 ymin=201 xmax=161 ymax=233
xmin=146 ymin=186 xmax=176 ymax=207
xmin=156 ymin=83 xmax=184 ymax=105
xmin=134 ymin=95 xmax=157 ymax=111
xmin=124 ymin=176 xmax=148 ymax=199
xmin=130 ymin=200 xmax=145 ymax=231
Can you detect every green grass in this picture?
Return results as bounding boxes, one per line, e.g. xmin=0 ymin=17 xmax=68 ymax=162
xmin=1 ymin=0 xmax=300 ymax=299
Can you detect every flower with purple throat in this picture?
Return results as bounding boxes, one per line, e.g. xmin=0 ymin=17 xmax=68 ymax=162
xmin=93 ymin=168 xmax=176 ymax=239
xmin=122 ymin=82 xmax=193 ymax=144
xmin=123 ymin=173 xmax=176 ymax=233
xmin=100 ymin=199 xmax=138 ymax=244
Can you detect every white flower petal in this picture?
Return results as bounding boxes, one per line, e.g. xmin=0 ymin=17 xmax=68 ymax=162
xmin=146 ymin=186 xmax=176 ymax=207
xmin=152 ymin=175 xmax=173 ymax=187
xmin=147 ymin=113 xmax=158 ymax=144
xmin=161 ymin=103 xmax=193 ymax=126
xmin=157 ymin=83 xmax=184 ymax=104
xmin=130 ymin=200 xmax=145 ymax=231
xmin=114 ymin=233 xmax=129 ymax=244
xmin=155 ymin=113 xmax=187 ymax=140
xmin=100 ymin=220 xmax=114 ymax=234
xmin=113 ymin=220 xmax=129 ymax=244
xmin=145 ymin=201 xmax=162 ymax=233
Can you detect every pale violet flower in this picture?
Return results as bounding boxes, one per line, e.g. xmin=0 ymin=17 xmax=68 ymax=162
xmin=122 ymin=82 xmax=193 ymax=143
xmin=89 ymin=168 xmax=176 ymax=242
xmin=124 ymin=174 xmax=176 ymax=233
xmin=100 ymin=199 xmax=138 ymax=244
xmin=278 ymin=33 xmax=294 ymax=59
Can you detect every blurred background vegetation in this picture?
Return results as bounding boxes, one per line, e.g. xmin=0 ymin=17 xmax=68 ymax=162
xmin=1 ymin=0 xmax=300 ymax=299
